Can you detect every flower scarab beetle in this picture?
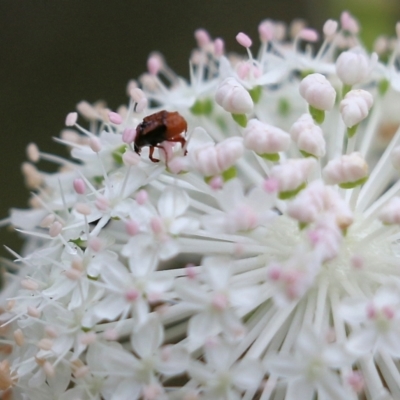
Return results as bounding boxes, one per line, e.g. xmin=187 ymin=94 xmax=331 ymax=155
xmin=134 ymin=110 xmax=188 ymax=162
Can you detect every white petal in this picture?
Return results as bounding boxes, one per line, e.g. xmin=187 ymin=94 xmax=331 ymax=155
xmin=218 ymin=179 xmax=244 ymax=211
xmin=381 ymin=330 xmax=400 ymax=357
xmin=131 ymin=317 xmax=164 ymax=358
xmin=231 ymin=359 xmax=264 ymax=390
xmin=203 ymin=257 xmax=231 ymax=290
xmin=156 ymin=345 xmax=189 ymax=375
xmin=188 ymin=312 xmax=221 ymax=347
xmin=264 ymin=352 xmax=303 ymax=378
xmin=286 ymin=378 xmax=315 ymax=400
xmin=94 ymin=295 xmax=127 ymax=321
xmin=346 ymin=328 xmax=377 ymax=355
xmin=204 ymin=340 xmax=233 ymax=371
xmin=158 ymin=187 xmax=189 ymax=219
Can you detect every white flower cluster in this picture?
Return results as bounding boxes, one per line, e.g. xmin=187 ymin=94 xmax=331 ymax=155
xmin=3 ymin=12 xmax=400 ymax=400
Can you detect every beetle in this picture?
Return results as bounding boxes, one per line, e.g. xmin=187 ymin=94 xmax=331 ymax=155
xmin=134 ymin=110 xmax=188 ymax=162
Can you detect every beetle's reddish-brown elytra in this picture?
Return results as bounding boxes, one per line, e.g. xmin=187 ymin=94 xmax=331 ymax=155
xmin=134 ymin=110 xmax=188 ymax=162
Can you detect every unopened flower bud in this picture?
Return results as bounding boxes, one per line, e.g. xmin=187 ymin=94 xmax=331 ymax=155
xmin=65 ymin=112 xmax=78 ymax=126
xmin=336 ymin=49 xmax=376 ymax=86
xmin=270 ymin=158 xmax=317 ymax=198
xmin=340 ymin=11 xmax=359 ymax=34
xmin=340 ymin=89 xmax=373 ymax=129
xmin=243 ymin=119 xmax=290 ymax=158
xmin=378 ymin=197 xmax=400 ymax=225
xmin=323 ymin=19 xmax=338 ymax=37
xmin=323 ymin=152 xmax=368 ymax=187
xmin=108 ymin=112 xmax=123 ymax=125
xmin=215 ymin=77 xmax=254 ymax=114
xmin=290 ymin=114 xmax=326 ymax=158
xmin=236 ymin=32 xmax=252 ymax=48
xmin=122 ymin=150 xmax=141 ymax=166
xmin=299 ymin=73 xmax=336 ymax=111
xmin=76 ymin=101 xmax=99 ymax=120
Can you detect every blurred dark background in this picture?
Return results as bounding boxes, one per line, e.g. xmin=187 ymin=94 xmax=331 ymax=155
xmin=0 ymin=0 xmax=399 ymax=257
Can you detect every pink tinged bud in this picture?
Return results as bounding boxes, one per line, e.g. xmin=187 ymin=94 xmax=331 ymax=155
xmin=191 ymin=144 xmax=220 ymax=176
xmin=340 ymin=11 xmax=359 ymax=34
xmin=126 ymin=220 xmax=139 ymax=236
xmin=383 ymin=305 xmax=395 ymax=319
xmin=13 ymin=329 xmax=24 ymax=346
xmin=185 ymin=263 xmax=198 ymax=279
xmin=147 ymin=54 xmax=162 ymax=75
xmin=27 ymin=306 xmax=41 ymax=318
xmin=26 ymin=143 xmax=40 ymax=163
xmin=21 ymin=279 xmax=39 ymax=291
xmin=378 ymin=197 xmax=400 ymax=225
xmin=49 ymin=221 xmax=63 ymax=237
xmin=195 ymin=29 xmax=211 ymax=47
xmin=351 ymin=255 xmax=364 ymax=269
xmin=243 ymin=118 xmax=290 ymax=155
xmin=65 ymin=112 xmax=78 ymax=126
xmin=216 ymin=137 xmax=244 ymax=172
xmin=125 ymin=289 xmax=139 ymax=302
xmin=160 ymin=345 xmax=172 ymax=362
xmin=270 ymin=158 xmax=317 ymax=193
xmin=136 ymin=189 xmax=148 ymax=205
xmin=209 ymin=175 xmax=223 ymax=190
xmin=299 ymin=73 xmax=336 ymax=111
xmin=104 ymin=329 xmax=118 ymax=341
xmin=65 ymin=268 xmax=82 ymax=281
xmin=108 ymin=111 xmax=123 ymax=125
xmin=290 ymin=114 xmax=326 ymax=157
xmin=347 ymin=371 xmax=364 ymax=393
xmin=73 ymin=178 xmax=86 ymax=194
xmin=258 ymin=20 xmax=275 ymax=42
xmin=45 ymin=326 xmax=59 ymax=338
xmin=236 ymin=32 xmax=252 ymax=48
xmin=298 ymin=28 xmax=319 ymax=42
xmin=323 ymin=19 xmax=338 ymax=37
xmin=212 ymin=293 xmax=229 ymax=310
xmin=76 ymin=101 xmax=99 ymax=120
xmin=263 ymin=178 xmax=279 ymax=194
xmin=367 ymin=304 xmax=376 ymax=319
xmin=38 ymin=338 xmax=53 ymax=351
xmin=122 ymin=150 xmax=141 ymax=166
xmin=268 ymin=264 xmax=282 ymax=281
xmin=392 ymin=146 xmax=400 ymax=170
xmin=130 ymin=87 xmax=145 ymax=102
xmin=323 ymin=152 xmax=368 ymax=186
xmin=135 ymin=97 xmax=148 ymax=113
xmin=43 ymin=361 xmax=55 ymax=378
xmin=214 ymin=38 xmax=224 ymax=57
xmin=74 ymin=366 xmax=90 ymax=379
xmin=40 ymin=214 xmax=55 ymax=228
xmin=75 ymin=203 xmax=91 ymax=216
xmin=80 ymin=332 xmax=96 ymax=345
xmin=340 ymin=89 xmax=373 ymax=128
xmin=89 ymin=237 xmax=103 ymax=252
xmin=89 ymin=136 xmax=102 ymax=153
xmin=215 ymin=77 xmax=254 ymax=114
xmin=336 ymin=50 xmax=374 ymax=86
xmin=151 ymin=217 xmax=164 ymax=235
xmin=95 ymin=196 xmax=109 ymax=211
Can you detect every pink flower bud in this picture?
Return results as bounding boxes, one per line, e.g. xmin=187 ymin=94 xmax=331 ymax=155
xmin=298 ymin=28 xmax=319 ymax=42
xmin=340 ymin=89 xmax=373 ymax=128
xmin=89 ymin=137 xmax=102 ymax=153
xmin=323 ymin=152 xmax=368 ymax=186
xmin=243 ymin=119 xmax=290 ymax=155
xmin=340 ymin=11 xmax=359 ymax=34
xmin=236 ymin=32 xmax=252 ymax=48
xmin=258 ymin=20 xmax=274 ymax=42
xmin=147 ymin=53 xmax=162 ymax=75
xmin=73 ymin=178 xmax=86 ymax=194
xmin=108 ymin=111 xmax=123 ymax=125
xmin=76 ymin=101 xmax=99 ymax=120
xmin=336 ymin=49 xmax=377 ymax=86
xmin=290 ymin=114 xmax=326 ymax=157
xmin=378 ymin=197 xmax=400 ymax=225
xmin=49 ymin=221 xmax=63 ymax=237
xmin=195 ymin=29 xmax=211 ymax=47
xmin=323 ymin=19 xmax=338 ymax=37
xmin=65 ymin=112 xmax=78 ymax=126
xmin=216 ymin=137 xmax=244 ymax=171
xmin=214 ymin=38 xmax=224 ymax=56
xmin=215 ymin=77 xmax=254 ymax=114
xmin=75 ymin=203 xmax=91 ymax=216
xmin=122 ymin=150 xmax=141 ymax=166
xmin=299 ymin=73 xmax=336 ymax=111
xmin=270 ymin=158 xmax=317 ymax=193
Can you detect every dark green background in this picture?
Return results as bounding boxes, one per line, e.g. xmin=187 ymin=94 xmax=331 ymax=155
xmin=0 ymin=0 xmax=398 ymax=257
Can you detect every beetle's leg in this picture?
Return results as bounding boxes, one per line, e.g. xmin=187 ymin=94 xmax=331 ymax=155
xmin=148 ymin=146 xmax=160 ymax=163
xmin=167 ymin=137 xmax=187 ymax=155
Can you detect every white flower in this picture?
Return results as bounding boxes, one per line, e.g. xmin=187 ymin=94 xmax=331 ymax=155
xmin=6 ymin=13 xmax=400 ymax=400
